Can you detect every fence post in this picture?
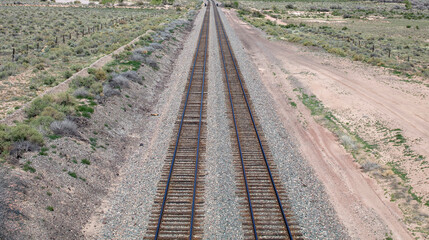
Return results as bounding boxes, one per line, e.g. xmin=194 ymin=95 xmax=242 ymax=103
xmin=55 ymin=36 xmax=58 ymax=44
xmin=372 ymin=44 xmax=375 ymax=52
xmin=69 ymin=32 xmax=71 ymax=39
xmin=12 ymin=47 xmax=15 ymax=61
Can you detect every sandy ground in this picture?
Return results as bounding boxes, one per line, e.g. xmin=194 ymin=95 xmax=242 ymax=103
xmin=224 ymin=9 xmax=429 ymax=240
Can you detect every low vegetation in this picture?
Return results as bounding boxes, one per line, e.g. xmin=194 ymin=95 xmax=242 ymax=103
xmin=0 ymin=3 xmax=187 ymax=117
xmin=233 ymin=0 xmax=429 ymax=79
xmin=0 ymin=1 xmax=195 ymax=165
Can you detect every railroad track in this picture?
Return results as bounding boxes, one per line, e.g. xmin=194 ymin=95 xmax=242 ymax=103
xmin=213 ymin=3 xmax=302 ymax=240
xmin=145 ymin=2 xmax=302 ymax=239
xmin=144 ymin=3 xmax=210 ymax=239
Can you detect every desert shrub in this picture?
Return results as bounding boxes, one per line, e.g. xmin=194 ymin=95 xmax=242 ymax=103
xmin=252 ymin=11 xmax=264 ymax=18
xmin=64 ymin=70 xmax=73 ymax=79
xmin=70 ymin=65 xmax=82 ymax=72
xmin=130 ymin=52 xmax=146 ymax=62
xmin=352 ymin=54 xmax=365 ymax=61
xmin=50 ymin=119 xmax=78 ymax=136
xmin=110 ymin=75 xmax=130 ymax=88
xmin=70 ymin=76 xmax=96 ymax=89
xmin=149 ymin=42 xmax=163 ymax=50
xmin=90 ymin=82 xmax=103 ymax=95
xmin=120 ymin=71 xmax=142 ymax=84
xmin=285 ymin=4 xmax=294 ymax=9
xmin=103 ymin=84 xmax=121 ymax=97
xmin=339 ymin=134 xmax=358 ymax=150
xmin=327 ymin=47 xmax=346 ymax=57
xmin=145 ymin=58 xmax=159 ymax=70
xmin=361 ymin=161 xmax=380 ymax=172
xmin=74 ymin=88 xmax=92 ymax=98
xmin=42 ymin=75 xmax=56 ymax=86
xmin=54 ymin=93 xmax=76 ymax=107
xmin=25 ymin=95 xmax=54 ymax=118
xmin=25 ymin=93 xmax=77 ymax=119
xmin=10 ymin=140 xmax=40 ymax=158
xmin=6 ymin=124 xmax=44 ymax=148
xmin=94 ymin=68 xmax=107 ymax=81
xmin=30 ymin=116 xmax=55 ymax=132
xmin=40 ymin=106 xmax=65 ymax=120
xmin=87 ymin=68 xmax=96 ymax=75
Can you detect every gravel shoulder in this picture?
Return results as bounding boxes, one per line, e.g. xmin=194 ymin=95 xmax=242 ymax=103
xmin=217 ymin=7 xmax=350 ymax=240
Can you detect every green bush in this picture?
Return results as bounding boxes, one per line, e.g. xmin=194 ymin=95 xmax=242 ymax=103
xmin=70 ymin=76 xmax=96 ymax=89
xmin=87 ymin=68 xmax=96 ymax=75
xmin=64 ymin=70 xmax=73 ymax=79
xmin=352 ymin=54 xmax=365 ymax=61
xmin=9 ymin=124 xmax=44 ymax=146
xmin=0 ymin=124 xmax=44 ymax=156
xmin=30 ymin=116 xmax=55 ymax=131
xmin=25 ymin=95 xmax=54 ymax=118
xmin=327 ymin=47 xmax=347 ymax=57
xmin=94 ymin=69 xmax=107 ymax=81
xmin=54 ymin=93 xmax=76 ymax=107
xmin=90 ymin=82 xmax=103 ymax=95
xmin=42 ymin=76 xmax=56 ymax=86
xmin=40 ymin=106 xmax=65 ymax=120
xmin=25 ymin=93 xmax=77 ymax=120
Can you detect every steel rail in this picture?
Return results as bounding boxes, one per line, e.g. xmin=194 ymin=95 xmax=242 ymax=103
xmin=213 ymin=3 xmax=294 ymax=239
xmin=189 ymin=3 xmax=209 ymax=239
xmin=154 ymin=6 xmax=209 ymax=239
xmin=213 ymin=4 xmax=258 ymax=240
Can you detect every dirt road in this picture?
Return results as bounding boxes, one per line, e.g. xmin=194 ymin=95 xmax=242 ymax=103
xmin=223 ymin=9 xmax=429 ymax=240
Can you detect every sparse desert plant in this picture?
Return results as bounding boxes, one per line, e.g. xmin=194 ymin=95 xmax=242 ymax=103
xmin=10 ymin=141 xmax=40 ymax=158
xmin=73 ymin=88 xmax=92 ymax=99
xmin=81 ymin=159 xmax=90 ymax=165
xmin=90 ymin=82 xmax=103 ymax=95
xmin=120 ymin=71 xmax=142 ymax=84
xmin=50 ymin=119 xmax=78 ymax=136
xmin=361 ymin=161 xmax=380 ymax=172
xmin=110 ymin=75 xmax=130 ymax=88
xmin=71 ymin=76 xmax=96 ymax=89
xmin=103 ymin=84 xmax=121 ymax=97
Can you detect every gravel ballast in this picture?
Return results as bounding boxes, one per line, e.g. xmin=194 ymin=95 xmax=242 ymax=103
xmin=216 ymin=7 xmax=350 ymax=239
xmin=203 ymin=5 xmax=244 ymax=239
